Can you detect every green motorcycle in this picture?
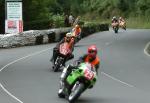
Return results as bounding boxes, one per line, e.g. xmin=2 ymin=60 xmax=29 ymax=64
xmin=58 ymin=62 xmax=97 ymax=103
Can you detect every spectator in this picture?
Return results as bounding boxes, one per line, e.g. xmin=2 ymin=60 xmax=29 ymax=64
xmin=64 ymin=15 xmax=69 ymax=27
xmin=73 ymin=16 xmax=80 ymax=26
xmin=69 ymin=13 xmax=74 ymax=26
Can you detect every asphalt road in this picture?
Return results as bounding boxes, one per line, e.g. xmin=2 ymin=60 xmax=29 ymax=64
xmin=0 ymin=29 xmax=150 ymax=103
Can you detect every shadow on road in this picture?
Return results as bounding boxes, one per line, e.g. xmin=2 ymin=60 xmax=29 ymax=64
xmin=75 ymin=96 xmax=127 ymax=103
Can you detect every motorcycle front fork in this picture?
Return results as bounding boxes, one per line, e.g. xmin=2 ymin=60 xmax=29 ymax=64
xmin=60 ymin=66 xmax=68 ymax=81
xmin=59 ymin=77 xmax=70 ymax=97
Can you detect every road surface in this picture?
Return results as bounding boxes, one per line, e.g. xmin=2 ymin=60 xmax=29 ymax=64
xmin=0 ymin=29 xmax=150 ymax=103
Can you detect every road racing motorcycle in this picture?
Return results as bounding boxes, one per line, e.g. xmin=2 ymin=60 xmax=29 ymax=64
xmin=52 ymin=42 xmax=72 ymax=72
xmin=112 ymin=22 xmax=119 ymax=33
xmin=119 ymin=21 xmax=126 ymax=30
xmin=58 ymin=62 xmax=97 ymax=103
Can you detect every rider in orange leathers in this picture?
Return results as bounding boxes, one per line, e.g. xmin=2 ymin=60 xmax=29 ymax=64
xmin=50 ymin=33 xmax=75 ymax=64
xmin=61 ymin=45 xmax=100 ymax=84
xmin=71 ymin=24 xmax=82 ymax=42
xmin=119 ymin=16 xmax=126 ymax=30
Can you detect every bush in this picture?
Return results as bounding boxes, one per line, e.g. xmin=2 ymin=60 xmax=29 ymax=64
xmin=49 ymin=14 xmax=65 ymax=28
xmin=24 ymin=14 xmax=65 ymax=30
xmin=81 ymin=22 xmax=109 ymax=37
xmin=24 ymin=19 xmax=50 ymax=30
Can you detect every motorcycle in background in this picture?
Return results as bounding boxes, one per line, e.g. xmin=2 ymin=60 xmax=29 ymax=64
xmin=112 ymin=22 xmax=119 ymax=33
xmin=52 ymin=42 xmax=72 ymax=72
xmin=119 ymin=21 xmax=126 ymax=30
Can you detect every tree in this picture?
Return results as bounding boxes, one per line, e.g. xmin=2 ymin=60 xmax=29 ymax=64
xmin=0 ymin=0 xmax=5 ymax=33
xmin=137 ymin=0 xmax=150 ymax=16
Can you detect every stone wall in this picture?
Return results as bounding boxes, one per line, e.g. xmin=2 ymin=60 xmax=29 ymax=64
xmin=0 ymin=28 xmax=71 ymax=48
xmin=0 ymin=23 xmax=109 ymax=48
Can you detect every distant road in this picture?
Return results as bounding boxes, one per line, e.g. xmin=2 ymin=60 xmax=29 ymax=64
xmin=0 ymin=29 xmax=150 ymax=103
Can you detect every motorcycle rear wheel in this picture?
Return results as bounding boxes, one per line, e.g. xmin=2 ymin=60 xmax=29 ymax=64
xmin=53 ymin=65 xmax=59 ymax=72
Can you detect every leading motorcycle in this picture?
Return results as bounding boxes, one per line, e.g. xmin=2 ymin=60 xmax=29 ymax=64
xmin=112 ymin=22 xmax=119 ymax=33
xmin=58 ymin=62 xmax=97 ymax=103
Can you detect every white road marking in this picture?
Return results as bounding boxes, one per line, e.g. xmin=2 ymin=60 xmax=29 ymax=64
xmin=144 ymin=42 xmax=150 ymax=56
xmin=0 ymin=47 xmax=53 ymax=103
xmin=0 ymin=83 xmax=23 ymax=103
xmin=101 ymin=72 xmax=135 ymax=88
xmin=0 ymin=45 xmax=137 ymax=102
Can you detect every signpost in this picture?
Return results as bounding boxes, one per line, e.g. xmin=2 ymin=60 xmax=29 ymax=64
xmin=5 ymin=0 xmax=23 ymax=34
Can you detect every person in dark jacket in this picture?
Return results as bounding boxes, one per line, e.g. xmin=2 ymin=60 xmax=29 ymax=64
xmin=64 ymin=15 xmax=69 ymax=27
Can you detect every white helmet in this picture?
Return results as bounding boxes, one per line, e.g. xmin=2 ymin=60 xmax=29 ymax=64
xmin=66 ymin=32 xmax=72 ymax=37
xmin=113 ymin=16 xmax=116 ymax=19
xmin=119 ymin=17 xmax=122 ymax=20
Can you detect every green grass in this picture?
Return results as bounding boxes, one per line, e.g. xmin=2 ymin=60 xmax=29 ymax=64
xmin=82 ymin=14 xmax=150 ymax=29
xmin=126 ymin=17 xmax=150 ymax=29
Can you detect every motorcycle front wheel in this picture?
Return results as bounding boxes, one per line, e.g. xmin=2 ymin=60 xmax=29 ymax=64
xmin=58 ymin=81 xmax=65 ymax=98
xmin=68 ymin=82 xmax=84 ymax=103
xmin=114 ymin=27 xmax=118 ymax=33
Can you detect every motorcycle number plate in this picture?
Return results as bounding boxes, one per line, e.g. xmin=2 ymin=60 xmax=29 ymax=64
xmin=61 ymin=48 xmax=67 ymax=54
xmin=84 ymin=69 xmax=94 ymax=80
xmin=60 ymin=44 xmax=69 ymax=55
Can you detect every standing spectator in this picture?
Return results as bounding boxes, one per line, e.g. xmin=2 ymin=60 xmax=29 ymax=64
xmin=69 ymin=13 xmax=74 ymax=26
xmin=73 ymin=16 xmax=80 ymax=26
xmin=64 ymin=15 xmax=69 ymax=27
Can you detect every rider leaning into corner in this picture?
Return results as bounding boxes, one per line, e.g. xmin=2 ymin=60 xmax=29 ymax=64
xmin=118 ymin=16 xmax=126 ymax=30
xmin=112 ymin=16 xmax=119 ymax=23
xmin=50 ymin=32 xmax=75 ymax=65
xmin=111 ymin=16 xmax=119 ymax=29
xmin=61 ymin=45 xmax=100 ymax=88
xmin=119 ymin=16 xmax=125 ymax=23
xmin=71 ymin=24 xmax=82 ymax=40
